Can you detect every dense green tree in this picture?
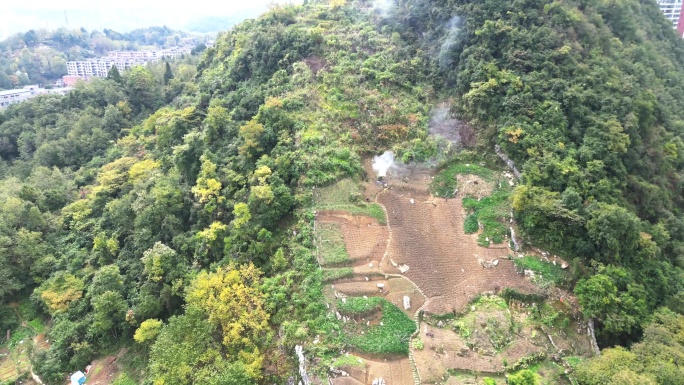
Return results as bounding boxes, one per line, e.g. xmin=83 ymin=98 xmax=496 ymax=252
xmin=134 ymin=318 xmax=163 ymax=344
xmin=107 ymin=65 xmax=123 ymax=84
xmin=148 ymin=307 xmax=223 ymax=385
xmin=90 ymin=290 xmax=128 ymax=337
xmin=163 ymin=62 xmax=174 ymax=85
xmin=507 ymin=369 xmax=540 ymax=385
xmin=126 ymin=66 xmax=162 ymax=114
xmin=575 ymin=308 xmax=684 ymax=384
xmin=89 ymin=265 xmax=124 ymax=297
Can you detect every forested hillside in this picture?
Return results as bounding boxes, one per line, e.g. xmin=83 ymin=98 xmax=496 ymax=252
xmin=416 ymin=0 xmax=684 ymax=345
xmin=0 ymin=0 xmax=683 ymax=384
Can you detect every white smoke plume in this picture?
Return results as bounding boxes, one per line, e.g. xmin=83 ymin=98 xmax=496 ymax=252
xmin=439 ymin=16 xmax=463 ymax=68
xmin=372 ymin=0 xmax=394 ymax=17
xmin=372 ymin=151 xmax=395 ymax=178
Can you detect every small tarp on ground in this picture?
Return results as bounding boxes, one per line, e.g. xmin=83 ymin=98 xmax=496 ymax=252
xmin=70 ymin=370 xmax=86 ymax=385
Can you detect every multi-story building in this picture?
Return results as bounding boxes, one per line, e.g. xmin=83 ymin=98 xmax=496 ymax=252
xmin=66 ymin=58 xmax=150 ymax=78
xmin=0 ymin=85 xmax=40 ymax=107
xmin=658 ymin=0 xmax=684 ymax=31
xmin=0 ymin=85 xmax=72 ymax=108
xmin=65 ymin=47 xmax=193 ymax=80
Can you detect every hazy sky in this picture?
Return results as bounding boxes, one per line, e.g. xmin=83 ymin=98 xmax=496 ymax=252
xmin=0 ymin=0 xmax=302 ymax=38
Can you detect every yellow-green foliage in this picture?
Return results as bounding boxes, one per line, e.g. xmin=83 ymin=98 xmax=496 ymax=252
xmin=186 ymin=264 xmax=270 ymax=354
xmin=36 ymin=272 xmax=84 ymax=316
xmin=134 ymin=319 xmax=163 ymax=343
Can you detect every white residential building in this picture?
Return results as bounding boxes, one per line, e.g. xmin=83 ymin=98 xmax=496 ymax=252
xmin=66 ymin=58 xmax=149 ymax=78
xmin=0 ymin=85 xmax=39 ymax=108
xmin=0 ymin=85 xmax=72 ymax=108
xmin=658 ymin=0 xmax=684 ymax=28
xmin=65 ymin=47 xmax=193 ymax=79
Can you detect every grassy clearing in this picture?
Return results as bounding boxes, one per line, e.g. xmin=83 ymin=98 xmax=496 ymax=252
xmin=314 ymin=178 xmax=387 ymax=224
xmin=337 ymin=297 xmax=382 ymax=315
xmin=432 ymin=161 xmax=495 ymax=198
xmin=432 ymin=160 xmax=511 ymax=247
xmin=462 ymin=189 xmax=511 ymax=246
xmin=28 ymin=319 xmax=46 ymax=334
xmin=472 ymin=294 xmax=509 ymax=311
xmin=314 ymin=179 xmax=363 ymax=206
xmin=112 ymin=373 xmax=138 ymax=385
xmin=117 ymin=345 xmax=149 ymax=384
xmin=565 ymin=356 xmax=582 ymax=369
xmin=513 ymin=256 xmax=566 ymax=285
xmin=445 ymin=370 xmax=506 ymax=385
xmin=524 ymin=359 xmax=569 ymax=384
xmin=452 ymin=295 xmax=514 ymax=352
xmin=331 ymin=354 xmax=365 ymax=369
xmin=321 ymin=268 xmax=354 ymax=282
xmin=316 ymin=223 xmax=350 ymax=265
xmin=346 ymin=299 xmax=416 ymax=355
xmin=318 ymin=203 xmax=387 ymax=225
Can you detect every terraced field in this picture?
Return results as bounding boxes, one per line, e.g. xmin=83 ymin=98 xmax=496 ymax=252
xmin=315 ymin=162 xmax=592 ymax=384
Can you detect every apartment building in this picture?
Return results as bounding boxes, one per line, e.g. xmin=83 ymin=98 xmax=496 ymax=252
xmin=658 ymin=0 xmax=684 ymax=31
xmin=0 ymin=85 xmax=71 ymax=108
xmin=66 ymin=58 xmax=149 ymax=78
xmin=0 ymin=85 xmax=43 ymax=107
xmin=65 ymin=47 xmax=193 ymax=79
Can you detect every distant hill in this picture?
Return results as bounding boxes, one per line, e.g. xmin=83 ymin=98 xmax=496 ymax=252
xmin=184 ymin=12 xmax=263 ymax=33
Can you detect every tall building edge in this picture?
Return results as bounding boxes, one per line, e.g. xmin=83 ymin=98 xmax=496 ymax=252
xmin=678 ymin=1 xmax=684 ymax=37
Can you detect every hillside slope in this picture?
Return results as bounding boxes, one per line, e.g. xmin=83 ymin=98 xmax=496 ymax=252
xmin=390 ymin=0 xmax=684 ymax=344
xmin=0 ymin=0 xmax=684 ymax=384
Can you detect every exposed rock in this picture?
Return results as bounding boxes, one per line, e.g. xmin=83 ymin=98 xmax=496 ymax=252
xmin=510 ymin=226 xmax=521 ymax=252
xmin=403 ymin=295 xmax=411 ymax=310
xmin=494 ymin=144 xmax=522 ymax=179
xmin=295 ymin=345 xmax=311 ymax=385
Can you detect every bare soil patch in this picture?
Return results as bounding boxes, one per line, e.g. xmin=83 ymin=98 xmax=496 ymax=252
xmin=317 ymin=211 xmax=388 ymax=268
xmin=375 ymin=169 xmax=534 ymax=314
xmin=414 ymin=323 xmax=541 ymax=381
xmin=0 ymin=348 xmax=20 ymax=383
xmin=84 ymin=353 xmax=122 ymax=385
xmin=304 ymin=56 xmax=328 ymax=75
xmin=330 ymin=377 xmax=365 ymax=385
xmin=331 ymin=354 xmax=414 ymax=385
xmin=34 ymin=333 xmax=49 ymax=350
